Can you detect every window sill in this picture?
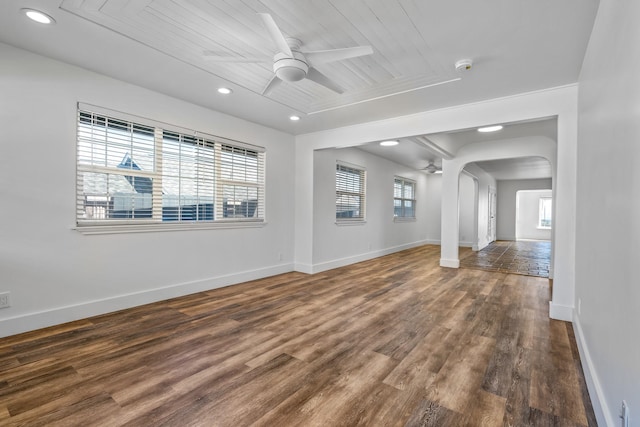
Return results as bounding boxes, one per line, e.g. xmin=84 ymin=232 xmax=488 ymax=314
xmin=74 ymin=220 xmax=266 ymax=235
xmin=394 ymin=217 xmax=416 ymax=223
xmin=537 ymin=226 xmax=552 ymax=230
xmin=335 ymin=220 xmax=366 ymax=226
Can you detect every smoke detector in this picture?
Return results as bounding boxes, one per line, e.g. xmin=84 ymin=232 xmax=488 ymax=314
xmin=455 ymin=59 xmax=473 ymax=72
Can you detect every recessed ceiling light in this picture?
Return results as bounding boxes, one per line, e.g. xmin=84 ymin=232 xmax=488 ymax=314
xmin=22 ymin=8 xmax=55 ymax=25
xmin=217 ymin=87 xmax=232 ymax=95
xmin=380 ymin=140 xmax=399 ymax=146
xmin=477 ymin=125 xmax=503 ymax=133
xmin=289 ymin=115 xmax=300 ymax=121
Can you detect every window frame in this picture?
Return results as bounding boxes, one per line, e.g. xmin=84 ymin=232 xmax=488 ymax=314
xmin=394 ymin=176 xmax=417 ymax=221
xmin=335 ymin=161 xmax=366 ymax=224
xmin=538 ymin=196 xmax=552 ymax=229
xmin=75 ymin=103 xmax=266 ymax=234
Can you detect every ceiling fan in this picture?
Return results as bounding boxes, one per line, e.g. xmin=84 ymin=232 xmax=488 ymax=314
xmin=204 ymin=13 xmax=373 ymax=95
xmin=423 ymin=160 xmax=442 ymax=174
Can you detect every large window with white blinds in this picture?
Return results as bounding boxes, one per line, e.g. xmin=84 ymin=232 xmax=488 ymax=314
xmin=336 ymin=162 xmax=366 ymax=221
xmin=76 ymin=106 xmax=265 ymax=228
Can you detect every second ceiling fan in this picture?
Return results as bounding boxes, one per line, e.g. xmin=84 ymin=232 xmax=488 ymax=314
xmin=204 ymin=13 xmax=374 ymax=95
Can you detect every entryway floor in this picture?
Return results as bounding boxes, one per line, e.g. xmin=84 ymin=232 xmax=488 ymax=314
xmin=460 ymin=240 xmax=551 ymax=278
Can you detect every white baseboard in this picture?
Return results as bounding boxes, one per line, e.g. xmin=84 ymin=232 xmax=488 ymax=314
xmin=310 ymin=240 xmax=429 ymax=274
xmin=293 ymin=262 xmax=313 ymax=274
xmin=549 ymin=301 xmax=573 ymax=321
xmin=0 ymin=263 xmax=294 ymax=338
xmin=425 ymin=239 xmax=441 ymax=245
xmin=459 ymin=241 xmax=474 ymax=248
xmin=573 ymin=314 xmax=615 ymax=427
xmin=440 ymin=258 xmax=460 ymax=268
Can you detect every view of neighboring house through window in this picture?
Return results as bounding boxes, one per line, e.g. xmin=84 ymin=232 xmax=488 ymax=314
xmin=394 ymin=177 xmax=416 ymax=219
xmin=539 ymin=197 xmax=552 ymax=228
xmin=76 ymin=107 xmax=265 ymax=226
xmin=336 ymin=162 xmax=366 ymax=221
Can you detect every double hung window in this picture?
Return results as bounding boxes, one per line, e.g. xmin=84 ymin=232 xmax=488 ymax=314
xmin=394 ymin=177 xmax=416 ymax=219
xmin=336 ymin=162 xmax=366 ymax=221
xmin=76 ymin=105 xmax=265 ymax=228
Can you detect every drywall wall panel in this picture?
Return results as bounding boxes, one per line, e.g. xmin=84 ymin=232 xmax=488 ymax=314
xmin=516 ymin=190 xmax=552 ymax=240
xmin=575 ymin=0 xmax=640 ymax=424
xmin=0 ymin=43 xmax=295 ymax=337
xmin=311 ymin=147 xmax=429 ymax=271
xmin=497 ymin=179 xmax=553 ymax=240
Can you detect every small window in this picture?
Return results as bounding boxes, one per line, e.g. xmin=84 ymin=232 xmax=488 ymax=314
xmin=394 ymin=177 xmax=416 ymax=219
xmin=539 ymin=197 xmax=552 ymax=228
xmin=336 ymin=162 xmax=366 ymax=221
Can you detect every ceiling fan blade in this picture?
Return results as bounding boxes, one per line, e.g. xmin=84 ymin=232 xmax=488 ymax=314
xmin=261 ymin=74 xmax=282 ymax=95
xmin=202 ymin=52 xmax=265 ymax=63
xmin=258 ymin=13 xmax=293 ymax=57
xmin=306 ymin=68 xmax=344 ymax=94
xmin=303 ymin=46 xmax=373 ymax=64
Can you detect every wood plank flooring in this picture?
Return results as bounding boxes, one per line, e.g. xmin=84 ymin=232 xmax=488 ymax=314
xmin=460 ymin=241 xmax=552 ymax=278
xmin=0 ymin=245 xmax=596 ymax=426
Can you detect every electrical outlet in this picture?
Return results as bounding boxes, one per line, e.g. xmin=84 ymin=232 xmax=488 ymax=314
xmin=0 ymin=292 xmax=10 ymax=309
xmin=621 ymin=400 xmax=630 ymax=427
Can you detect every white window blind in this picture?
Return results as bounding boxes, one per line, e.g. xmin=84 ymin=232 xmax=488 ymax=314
xmin=394 ymin=177 xmax=416 ymax=218
xmin=76 ymin=107 xmax=265 ymax=226
xmin=336 ymin=162 xmax=366 ymax=220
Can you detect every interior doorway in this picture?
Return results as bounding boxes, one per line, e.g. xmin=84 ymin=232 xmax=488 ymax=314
xmin=460 ymin=187 xmax=553 ymax=278
xmin=515 ymin=189 xmax=552 ymax=241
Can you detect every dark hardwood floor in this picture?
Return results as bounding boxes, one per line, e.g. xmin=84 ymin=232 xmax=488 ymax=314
xmin=0 ymin=245 xmax=596 ymax=426
xmin=460 ymin=240 xmax=552 ymax=278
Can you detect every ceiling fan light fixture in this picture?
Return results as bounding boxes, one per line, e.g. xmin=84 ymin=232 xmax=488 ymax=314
xmin=380 ymin=140 xmax=399 ymax=147
xmin=22 ymin=8 xmax=55 ymax=24
xmin=276 ymin=66 xmax=307 ymax=82
xmin=273 ymin=53 xmax=309 ymax=82
xmin=217 ymin=87 xmax=232 ymax=95
xmin=423 ymin=161 xmax=442 ymax=174
xmin=478 ymin=125 xmax=503 ymax=133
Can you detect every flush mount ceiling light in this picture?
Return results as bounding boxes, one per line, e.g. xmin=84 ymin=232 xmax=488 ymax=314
xmin=289 ymin=115 xmax=300 ymax=121
xmin=22 ymin=8 xmax=55 ymax=24
xmin=217 ymin=87 xmax=232 ymax=95
xmin=478 ymin=125 xmax=504 ymax=133
xmin=379 ymin=140 xmax=399 ymax=146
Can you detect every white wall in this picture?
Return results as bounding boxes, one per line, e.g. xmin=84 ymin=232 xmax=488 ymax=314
xmin=497 ymin=179 xmax=553 ymax=240
xmin=311 ymin=147 xmax=429 ymax=272
xmin=0 ymin=43 xmax=296 ymax=337
xmin=574 ymin=0 xmax=640 ymax=425
xmin=516 ymin=190 xmax=552 ymax=240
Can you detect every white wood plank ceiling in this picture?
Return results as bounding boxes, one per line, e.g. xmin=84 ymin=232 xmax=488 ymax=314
xmin=60 ymin=0 xmax=462 ymax=114
xmin=1 ymin=0 xmax=598 ymax=135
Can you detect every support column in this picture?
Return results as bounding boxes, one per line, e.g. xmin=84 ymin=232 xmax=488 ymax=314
xmin=440 ymin=160 xmax=460 ymax=268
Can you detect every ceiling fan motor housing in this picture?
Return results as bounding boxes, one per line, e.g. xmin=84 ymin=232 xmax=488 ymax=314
xmin=273 ymin=51 xmax=308 ymax=82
